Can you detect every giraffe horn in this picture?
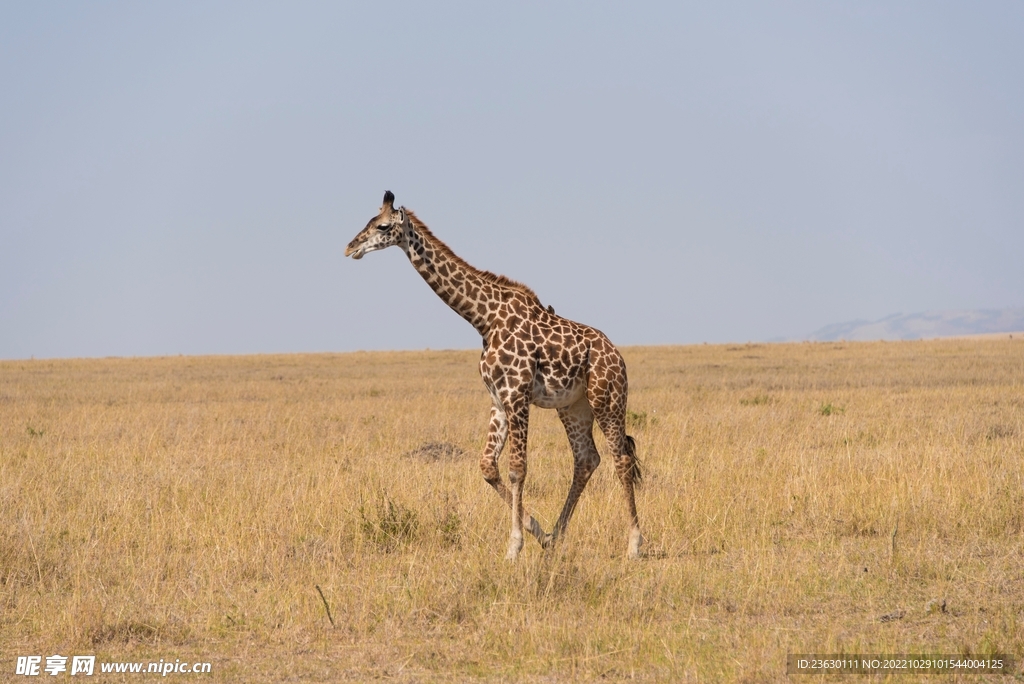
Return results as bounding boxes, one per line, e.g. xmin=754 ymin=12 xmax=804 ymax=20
xmin=382 ymin=190 xmax=395 ymax=211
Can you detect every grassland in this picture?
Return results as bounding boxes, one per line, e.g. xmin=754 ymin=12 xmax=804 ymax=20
xmin=1 ymin=339 xmax=1023 ymax=681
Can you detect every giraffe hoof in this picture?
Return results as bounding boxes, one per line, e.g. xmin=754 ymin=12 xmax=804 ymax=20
xmin=506 ymin=534 xmax=524 ymax=561
xmin=627 ymin=529 xmax=643 ymax=559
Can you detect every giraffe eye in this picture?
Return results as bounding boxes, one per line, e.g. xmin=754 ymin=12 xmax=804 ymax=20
xmin=377 ymin=223 xmax=392 ymax=232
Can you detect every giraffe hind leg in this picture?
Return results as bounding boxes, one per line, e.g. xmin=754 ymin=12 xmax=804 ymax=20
xmin=586 ymin=344 xmax=643 ymax=559
xmin=548 ymin=397 xmax=601 ymax=547
xmin=622 ymin=433 xmax=643 ymax=558
xmin=593 ymin=402 xmax=643 ymax=559
xmin=624 ymin=434 xmax=642 ymax=486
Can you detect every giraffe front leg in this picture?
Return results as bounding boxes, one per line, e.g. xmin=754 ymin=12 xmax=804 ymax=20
xmin=504 ymin=404 xmax=530 ymax=561
xmin=479 ymin=404 xmax=547 ymax=548
xmin=506 ymin=480 xmax=525 ymax=560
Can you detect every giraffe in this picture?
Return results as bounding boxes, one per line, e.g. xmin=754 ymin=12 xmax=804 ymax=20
xmin=345 ymin=191 xmax=643 ymax=560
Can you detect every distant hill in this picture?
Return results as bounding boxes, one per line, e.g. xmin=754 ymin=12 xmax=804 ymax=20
xmin=804 ymin=308 xmax=1024 ymax=342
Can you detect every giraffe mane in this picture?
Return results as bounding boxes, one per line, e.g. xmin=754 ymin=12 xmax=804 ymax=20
xmin=404 ymin=210 xmax=542 ymax=304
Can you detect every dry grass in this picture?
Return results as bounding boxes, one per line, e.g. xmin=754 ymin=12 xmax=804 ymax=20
xmin=1 ymin=339 xmax=1023 ymax=681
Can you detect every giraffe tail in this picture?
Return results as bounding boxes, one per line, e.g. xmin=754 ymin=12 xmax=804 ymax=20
xmin=624 ymin=435 xmax=642 ymax=487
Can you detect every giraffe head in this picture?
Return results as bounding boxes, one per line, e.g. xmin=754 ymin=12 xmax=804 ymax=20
xmin=345 ymin=191 xmax=408 ymax=260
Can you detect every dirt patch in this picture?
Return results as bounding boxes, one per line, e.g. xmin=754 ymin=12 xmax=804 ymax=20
xmin=404 ymin=441 xmax=466 ymax=462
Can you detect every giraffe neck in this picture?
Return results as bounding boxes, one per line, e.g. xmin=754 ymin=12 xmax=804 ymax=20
xmin=400 ymin=217 xmax=499 ymax=337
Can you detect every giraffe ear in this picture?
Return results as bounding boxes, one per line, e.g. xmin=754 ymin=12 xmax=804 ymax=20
xmin=382 ymin=190 xmax=395 ymax=211
xmin=398 ymin=207 xmax=406 ymax=224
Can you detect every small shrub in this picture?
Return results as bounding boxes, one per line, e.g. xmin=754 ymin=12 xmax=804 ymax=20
xmin=359 ymin=494 xmax=419 ymax=553
xmin=437 ymin=509 xmax=462 ymax=549
xmin=819 ymin=402 xmax=845 ymax=416
xmin=740 ymin=395 xmax=771 ymax=406
xmin=986 ymin=425 xmax=1014 ymax=440
xmin=622 ymin=409 xmax=647 ymax=430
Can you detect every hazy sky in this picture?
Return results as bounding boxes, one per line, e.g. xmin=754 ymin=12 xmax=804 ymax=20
xmin=2 ymin=3 xmax=1022 ymax=359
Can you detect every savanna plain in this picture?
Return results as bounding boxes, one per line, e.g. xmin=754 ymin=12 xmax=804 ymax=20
xmin=2 ymin=339 xmax=1023 ymax=682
